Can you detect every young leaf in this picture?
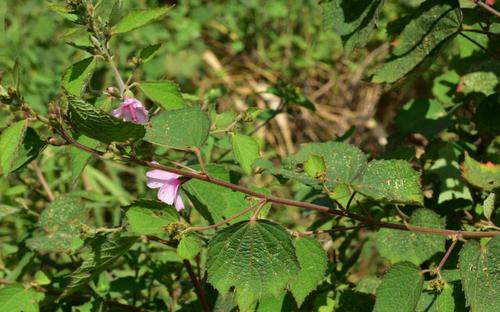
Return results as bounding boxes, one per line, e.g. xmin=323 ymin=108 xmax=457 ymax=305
xmin=207 ymin=220 xmax=299 ymax=311
xmin=67 ymin=94 xmax=145 ymax=143
xmin=289 ymin=236 xmax=328 ymax=307
xmin=231 ymin=134 xmax=260 ymax=175
xmin=303 ymin=154 xmax=326 ymax=179
xmin=26 ymin=197 xmax=88 ymax=253
xmin=321 ymin=0 xmax=384 ymax=54
xmin=62 ymin=57 xmax=97 ymax=96
xmin=376 ymin=209 xmax=446 ymax=265
xmin=61 ymin=235 xmax=137 ymax=297
xmin=112 ymin=6 xmax=173 ymax=34
xmin=373 ymin=0 xmax=461 ymax=83
xmin=0 ymin=120 xmax=28 ymax=176
xmin=125 ymin=200 xmax=179 ymax=235
xmin=284 ymin=141 xmax=368 ymax=189
xmin=354 ymin=159 xmax=423 ymax=205
xmin=461 ymin=153 xmax=500 ymax=191
xmin=139 ymin=80 xmax=185 ymax=110
xmin=177 ymin=233 xmax=203 ymax=260
xmin=483 ymin=192 xmax=496 ymax=221
xmin=458 ymin=236 xmax=500 ymax=312
xmin=139 ymin=44 xmax=162 ymax=63
xmin=144 ymin=107 xmax=210 ymax=150
xmin=374 ymin=262 xmax=424 ymax=312
xmin=0 ymin=283 xmax=44 ymax=312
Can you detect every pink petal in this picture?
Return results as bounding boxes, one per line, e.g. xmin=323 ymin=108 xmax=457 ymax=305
xmin=112 ymin=107 xmax=123 ymax=119
xmin=134 ymin=106 xmax=149 ymax=124
xmin=146 ymin=177 xmax=165 ymax=189
xmin=157 ymin=182 xmax=180 ymax=205
xmin=174 ymin=193 xmax=185 ymax=211
xmin=146 ymin=169 xmax=181 ymax=181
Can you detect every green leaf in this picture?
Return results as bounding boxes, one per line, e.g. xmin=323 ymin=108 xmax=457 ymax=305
xmin=462 ymin=72 xmax=498 ymax=96
xmin=374 ymin=262 xmax=424 ymax=312
xmin=373 ymin=0 xmax=461 ymax=83
xmin=62 ymin=57 xmax=97 ymax=96
xmin=231 ymin=134 xmax=260 ymax=175
xmin=376 ymin=209 xmax=446 ymax=265
xmin=183 ymin=165 xmax=248 ymax=223
xmin=47 ymin=3 xmax=79 ymax=22
xmin=61 ymin=234 xmax=137 ymax=297
xmin=483 ymin=192 xmax=496 ymax=221
xmin=177 ymin=233 xmax=203 ymax=260
xmin=329 ymin=183 xmax=353 ymax=208
xmin=0 ymin=283 xmax=44 ymax=312
xmin=462 ymin=153 xmax=500 ymax=191
xmin=321 ymin=0 xmax=384 ymax=54
xmin=144 ymin=107 xmax=210 ymax=150
xmin=0 ymin=204 xmax=21 ymax=220
xmin=0 ymin=120 xmax=28 ymax=176
xmin=67 ymin=94 xmax=145 ymax=143
xmin=10 ymin=128 xmax=45 ymax=172
xmin=207 ymin=220 xmax=299 ymax=311
xmin=125 ymin=200 xmax=179 ymax=235
xmin=395 ymin=99 xmax=451 ymax=139
xmin=139 ymin=44 xmax=162 ymax=63
xmin=458 ymin=236 xmax=500 ymax=312
xmin=139 ymin=80 xmax=186 ymax=110
xmin=69 ymin=135 xmax=99 ymax=185
xmin=112 ymin=6 xmax=173 ymax=34
xmin=303 ymin=155 xmax=326 ymax=179
xmin=428 ymin=143 xmax=472 ymax=203
xmin=284 ymin=141 xmax=368 ymax=189
xmin=473 ymin=94 xmax=500 ymax=136
xmin=416 ymin=283 xmax=465 ymax=312
xmin=432 ymin=71 xmax=460 ymax=105
xmin=354 ymin=159 xmax=424 ymax=205
xmin=289 ymin=237 xmax=328 ymax=307
xmin=26 ymin=197 xmax=88 ymax=252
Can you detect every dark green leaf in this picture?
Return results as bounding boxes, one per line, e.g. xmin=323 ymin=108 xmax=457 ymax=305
xmin=373 ymin=0 xmax=461 ymax=83
xmin=207 ymin=220 xmax=299 ymax=311
xmin=376 ymin=209 xmax=446 ymax=265
xmin=139 ymin=44 xmax=162 ymax=63
xmin=62 ymin=57 xmax=97 ymax=96
xmin=321 ymin=0 xmax=384 ymax=53
xmin=0 ymin=120 xmax=28 ymax=176
xmin=61 ymin=235 xmax=137 ymax=297
xmin=67 ymin=94 xmax=145 ymax=143
xmin=458 ymin=236 xmax=500 ymax=312
xmin=374 ymin=262 xmax=424 ymax=312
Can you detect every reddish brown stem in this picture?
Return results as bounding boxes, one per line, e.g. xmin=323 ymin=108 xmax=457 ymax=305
xmin=56 ymin=126 xmax=500 ymax=239
xmin=183 ymin=260 xmax=209 ymax=312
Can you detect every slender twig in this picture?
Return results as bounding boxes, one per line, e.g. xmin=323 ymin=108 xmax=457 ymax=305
xmin=192 ymin=147 xmax=207 ymax=173
xmin=297 ymin=224 xmax=370 ymax=236
xmin=55 ymin=126 xmax=500 ymax=239
xmin=345 ymin=191 xmax=357 ymax=210
xmin=434 ymin=237 xmax=459 ymax=278
xmin=472 ymin=0 xmax=500 ymax=18
xmin=31 ymin=161 xmax=55 ymax=202
xmin=189 ymin=199 xmax=266 ymax=231
xmin=183 ymin=260 xmax=209 ymax=312
xmin=145 ymin=235 xmax=175 ymax=246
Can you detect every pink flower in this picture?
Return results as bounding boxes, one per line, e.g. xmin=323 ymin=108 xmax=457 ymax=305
xmin=112 ymin=97 xmax=149 ymax=124
xmin=146 ymin=165 xmax=185 ymax=211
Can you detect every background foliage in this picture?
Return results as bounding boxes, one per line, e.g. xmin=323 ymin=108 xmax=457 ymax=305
xmin=0 ymin=0 xmax=499 ymax=311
